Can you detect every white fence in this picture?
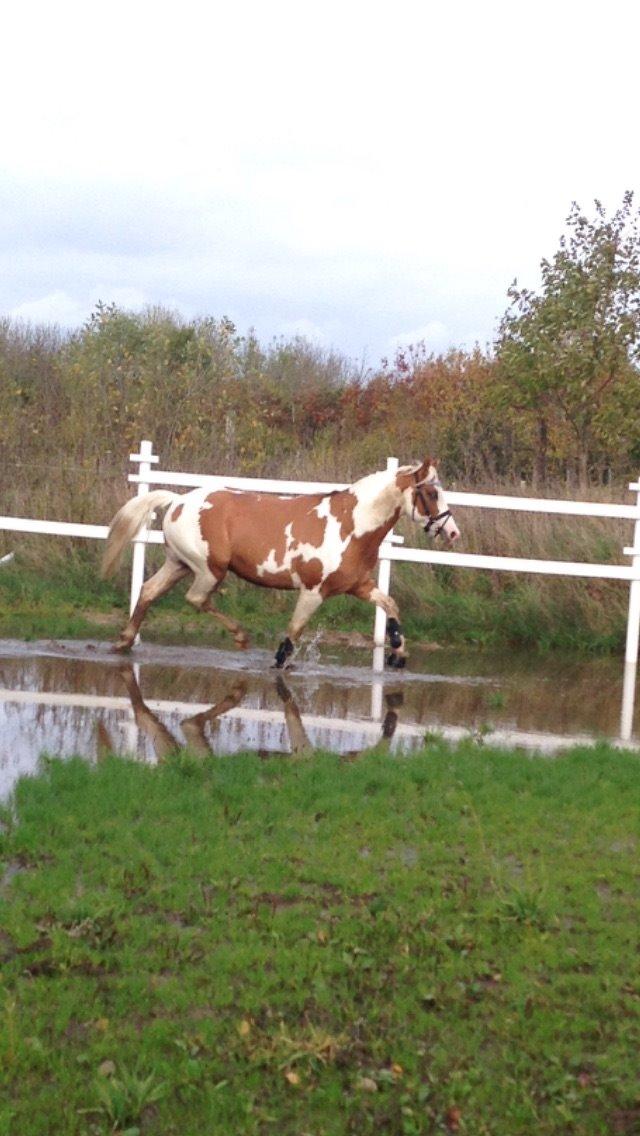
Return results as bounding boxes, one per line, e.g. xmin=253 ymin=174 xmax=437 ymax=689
xmin=2 ymin=438 xmax=640 ymax=738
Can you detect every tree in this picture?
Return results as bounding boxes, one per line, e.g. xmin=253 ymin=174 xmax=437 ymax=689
xmin=495 ymin=192 xmax=640 ymax=485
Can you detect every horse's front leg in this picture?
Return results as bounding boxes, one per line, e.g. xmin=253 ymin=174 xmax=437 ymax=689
xmin=351 ymin=579 xmax=407 ymax=669
xmin=275 ymin=588 xmax=324 ymax=668
xmin=275 ymin=676 xmax=313 ymax=755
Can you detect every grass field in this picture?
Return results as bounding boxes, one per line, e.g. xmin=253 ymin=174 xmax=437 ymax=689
xmin=0 ymin=542 xmax=629 ymax=654
xmin=1 ymin=742 xmax=639 ymax=1135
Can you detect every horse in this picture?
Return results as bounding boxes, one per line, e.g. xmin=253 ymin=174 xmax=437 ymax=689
xmin=101 ymin=458 xmax=460 ymax=668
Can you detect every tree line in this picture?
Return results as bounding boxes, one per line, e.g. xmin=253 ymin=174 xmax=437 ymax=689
xmin=2 ymin=193 xmax=639 ymax=492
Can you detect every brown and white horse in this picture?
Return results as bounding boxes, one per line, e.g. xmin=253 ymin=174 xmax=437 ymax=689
xmin=102 ymin=458 xmax=459 ymax=668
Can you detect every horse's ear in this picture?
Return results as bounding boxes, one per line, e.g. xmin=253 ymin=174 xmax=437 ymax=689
xmin=396 ymin=458 xmax=431 ymax=490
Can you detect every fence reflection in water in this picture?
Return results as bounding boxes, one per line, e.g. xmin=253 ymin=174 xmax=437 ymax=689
xmin=1 ymin=649 xmax=639 ymax=803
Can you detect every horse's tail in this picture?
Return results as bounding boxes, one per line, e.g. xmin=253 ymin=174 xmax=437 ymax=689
xmin=101 ymin=490 xmax=181 ymax=578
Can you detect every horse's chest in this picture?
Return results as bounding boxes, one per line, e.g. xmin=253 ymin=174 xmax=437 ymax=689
xmin=324 ymin=517 xmax=395 ymax=590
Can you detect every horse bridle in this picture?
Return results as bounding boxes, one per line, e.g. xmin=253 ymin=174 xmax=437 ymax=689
xmin=412 ymin=474 xmax=453 ymax=538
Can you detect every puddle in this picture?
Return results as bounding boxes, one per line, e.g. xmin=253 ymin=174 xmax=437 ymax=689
xmin=0 ymin=639 xmax=638 ymax=799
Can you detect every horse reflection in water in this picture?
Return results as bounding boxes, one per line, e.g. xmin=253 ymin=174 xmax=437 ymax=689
xmin=105 ymin=666 xmax=403 ymax=761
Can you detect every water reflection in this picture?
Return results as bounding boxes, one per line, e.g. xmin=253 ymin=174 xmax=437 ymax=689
xmin=0 ymin=639 xmax=638 ymax=800
xmin=116 ymin=665 xmax=249 ymax=759
xmin=112 ymin=666 xmax=403 ymax=763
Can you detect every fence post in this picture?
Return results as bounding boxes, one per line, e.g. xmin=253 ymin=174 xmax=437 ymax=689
xmin=128 ymin=440 xmax=159 ymax=635
xmin=372 ymin=457 xmax=399 ymax=676
xmin=621 ymin=476 xmax=640 ymax=739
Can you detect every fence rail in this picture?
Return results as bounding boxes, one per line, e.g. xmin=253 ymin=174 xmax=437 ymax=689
xmin=2 ymin=439 xmax=640 ymax=738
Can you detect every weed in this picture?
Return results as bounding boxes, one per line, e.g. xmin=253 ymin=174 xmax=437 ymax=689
xmin=87 ymin=1065 xmax=167 ymax=1133
xmin=496 ymin=885 xmax=549 ymax=928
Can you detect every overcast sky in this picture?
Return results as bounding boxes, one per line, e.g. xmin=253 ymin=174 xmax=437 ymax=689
xmin=2 ymin=0 xmax=638 ymax=363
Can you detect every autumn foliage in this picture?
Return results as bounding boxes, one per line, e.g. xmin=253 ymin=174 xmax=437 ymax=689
xmin=1 ymin=195 xmax=639 ymax=509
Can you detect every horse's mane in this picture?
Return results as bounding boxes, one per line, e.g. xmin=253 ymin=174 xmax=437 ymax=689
xmin=348 ymin=461 xmax=422 ymax=497
xmin=349 ymin=467 xmax=398 ymax=500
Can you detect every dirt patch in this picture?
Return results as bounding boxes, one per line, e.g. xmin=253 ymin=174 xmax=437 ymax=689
xmin=319 ymin=629 xmax=442 ymax=652
xmin=79 ymin=611 xmax=121 ymax=626
xmin=612 ymin=1108 xmax=640 ymax=1135
xmin=319 ymin=630 xmax=372 ymax=648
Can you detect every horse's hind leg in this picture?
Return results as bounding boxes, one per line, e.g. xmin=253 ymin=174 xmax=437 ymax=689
xmin=113 ymin=557 xmax=190 ymax=652
xmin=201 ymin=598 xmax=251 ymax=649
xmin=118 ymin=663 xmax=180 ymax=760
xmin=185 ymin=571 xmax=250 ymax=649
xmin=180 ymin=680 xmax=248 ymax=755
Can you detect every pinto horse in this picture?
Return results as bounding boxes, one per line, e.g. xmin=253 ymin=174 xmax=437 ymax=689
xmin=102 ymin=458 xmax=459 ymax=668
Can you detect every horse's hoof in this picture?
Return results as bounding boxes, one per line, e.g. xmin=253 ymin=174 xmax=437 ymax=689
xmin=111 ymin=640 xmax=133 ymax=654
xmin=387 ymin=653 xmax=406 ymax=669
xmin=274 ymin=637 xmax=294 ymax=669
xmin=275 ymin=675 xmax=293 ymax=701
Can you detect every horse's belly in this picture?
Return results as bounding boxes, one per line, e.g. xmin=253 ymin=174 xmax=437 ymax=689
xmin=229 ymin=554 xmax=296 ymax=590
xmin=229 ymin=546 xmax=329 ymax=591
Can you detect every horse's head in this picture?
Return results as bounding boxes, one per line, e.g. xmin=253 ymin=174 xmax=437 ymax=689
xmin=396 ymin=459 xmax=460 ymax=545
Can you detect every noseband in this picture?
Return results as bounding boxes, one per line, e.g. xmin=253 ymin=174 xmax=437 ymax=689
xmin=412 ymin=476 xmax=452 ymax=538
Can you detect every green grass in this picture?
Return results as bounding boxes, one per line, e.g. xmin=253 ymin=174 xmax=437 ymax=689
xmin=1 ymin=743 xmax=639 ymax=1135
xmin=0 ymin=552 xmax=629 ymax=654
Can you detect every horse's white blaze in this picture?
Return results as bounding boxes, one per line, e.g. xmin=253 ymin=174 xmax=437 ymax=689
xmin=432 ymin=477 xmax=460 ymax=542
xmin=395 ymin=462 xmax=460 ymax=541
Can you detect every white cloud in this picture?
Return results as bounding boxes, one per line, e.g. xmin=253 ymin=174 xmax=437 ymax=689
xmin=389 ymin=322 xmax=450 ymax=353
xmin=0 ymin=1 xmax=638 ymax=359
xmin=9 ymin=287 xmax=150 ymax=328
xmin=275 ymin=318 xmax=327 ymax=344
xmin=9 ymin=290 xmax=88 ymax=327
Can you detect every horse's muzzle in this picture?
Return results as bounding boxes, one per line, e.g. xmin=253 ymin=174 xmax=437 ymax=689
xmin=425 ymin=510 xmax=460 ymax=545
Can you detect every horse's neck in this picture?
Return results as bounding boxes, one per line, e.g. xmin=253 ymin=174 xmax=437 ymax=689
xmin=350 ymin=471 xmax=401 ymax=534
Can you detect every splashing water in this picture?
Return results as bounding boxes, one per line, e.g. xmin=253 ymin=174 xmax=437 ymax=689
xmin=298 ymin=630 xmax=323 ymax=667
